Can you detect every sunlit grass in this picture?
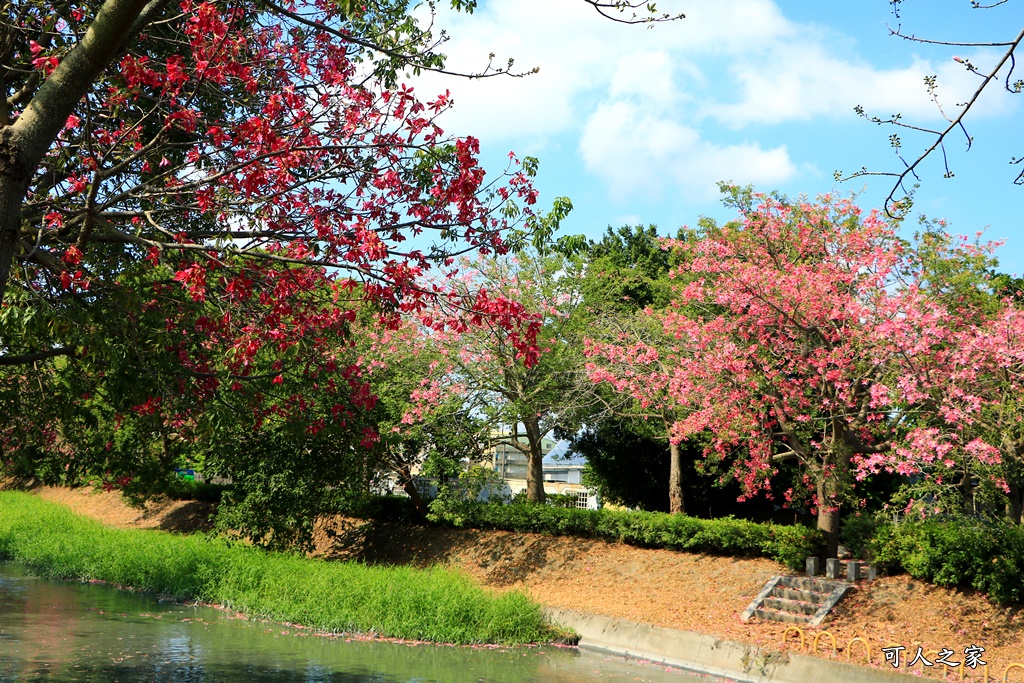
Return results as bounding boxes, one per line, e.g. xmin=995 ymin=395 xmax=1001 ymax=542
xmin=0 ymin=491 xmax=553 ymax=645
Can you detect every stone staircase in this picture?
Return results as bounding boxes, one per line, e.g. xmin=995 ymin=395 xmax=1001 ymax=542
xmin=740 ymin=575 xmax=851 ymax=627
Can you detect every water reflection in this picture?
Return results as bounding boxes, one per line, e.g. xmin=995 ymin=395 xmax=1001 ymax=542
xmin=0 ymin=563 xmax=727 ymax=683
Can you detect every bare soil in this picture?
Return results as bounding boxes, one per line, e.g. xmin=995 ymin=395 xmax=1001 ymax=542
xmin=31 ymin=486 xmax=1024 ymax=677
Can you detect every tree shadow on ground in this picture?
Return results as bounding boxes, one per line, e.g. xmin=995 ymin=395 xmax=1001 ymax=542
xmin=313 ymin=516 xmax=599 ymax=587
xmin=154 ymin=500 xmax=217 ymax=533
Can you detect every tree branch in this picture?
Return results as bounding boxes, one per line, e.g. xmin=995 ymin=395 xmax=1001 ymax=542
xmin=839 ymin=25 xmax=1024 ymax=216
xmin=0 ymin=346 xmax=75 ymax=365
xmin=9 ymin=0 xmax=152 ymax=171
xmin=582 ymin=0 xmax=684 ymax=25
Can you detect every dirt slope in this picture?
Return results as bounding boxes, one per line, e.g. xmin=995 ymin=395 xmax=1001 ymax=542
xmin=33 ymin=486 xmax=1024 ymax=677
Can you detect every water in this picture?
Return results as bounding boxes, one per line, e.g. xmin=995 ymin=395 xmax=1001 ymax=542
xmin=0 ymin=563 xmax=729 ymax=683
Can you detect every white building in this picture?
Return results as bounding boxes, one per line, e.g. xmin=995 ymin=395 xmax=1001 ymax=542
xmin=383 ymin=432 xmax=599 ymax=510
xmin=541 ymin=455 xmax=598 ymax=509
xmin=485 ymin=433 xmax=599 ymax=509
xmin=489 ymin=433 xmax=558 ymax=480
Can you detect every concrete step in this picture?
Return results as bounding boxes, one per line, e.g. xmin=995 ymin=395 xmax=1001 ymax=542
xmin=772 ymin=586 xmax=830 ymax=604
xmin=777 ymin=575 xmax=838 ymax=593
xmin=742 ymin=575 xmax=852 ymax=626
xmin=844 ymin=561 xmax=874 ymax=581
xmin=752 ymin=608 xmax=813 ymax=625
xmin=761 ymin=597 xmax=820 ymax=616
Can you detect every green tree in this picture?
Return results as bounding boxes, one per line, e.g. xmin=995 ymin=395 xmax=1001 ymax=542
xmin=576 ymin=224 xmax=701 ymax=514
xmin=419 ymin=251 xmax=598 ymax=504
xmin=571 ymin=415 xmax=672 ymax=511
xmin=354 ymin=316 xmax=489 ymax=517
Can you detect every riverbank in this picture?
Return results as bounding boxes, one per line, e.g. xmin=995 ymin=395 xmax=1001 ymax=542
xmin=0 ymin=491 xmax=556 ymax=645
xmin=32 ymin=485 xmax=1024 ymax=677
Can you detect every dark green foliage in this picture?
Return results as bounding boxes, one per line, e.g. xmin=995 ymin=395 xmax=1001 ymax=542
xmin=580 ymin=225 xmax=680 ymax=314
xmin=208 ymin=427 xmax=375 ymax=551
xmin=0 ymin=492 xmax=555 ymax=645
xmin=571 ymin=416 xmax=672 ymax=511
xmin=330 ymin=492 xmax=424 ymax=524
xmin=872 ymin=518 xmax=1024 ymax=605
xmin=839 ymin=513 xmax=881 ymax=560
xmin=166 ymin=478 xmax=228 ymax=503
xmin=991 ymin=271 xmax=1024 ymax=304
xmin=427 ymin=499 xmax=822 ymax=569
xmin=570 ymin=416 xmax=805 ymax=521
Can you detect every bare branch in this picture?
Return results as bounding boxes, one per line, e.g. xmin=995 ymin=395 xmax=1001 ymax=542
xmin=838 ymin=25 xmax=1024 ymax=217
xmin=582 ymin=0 xmax=684 ymax=25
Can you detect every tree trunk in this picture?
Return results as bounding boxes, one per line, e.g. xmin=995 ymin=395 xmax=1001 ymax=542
xmin=401 ymin=477 xmax=429 ymax=519
xmin=0 ymin=183 xmax=22 ymax=306
xmin=816 ymin=477 xmax=840 ymax=558
xmin=668 ymin=439 xmax=685 ymax=515
xmin=663 ymin=411 xmax=685 ymax=515
xmin=523 ymin=416 xmax=546 ymax=504
xmin=959 ymin=469 xmax=976 ymax=516
xmin=0 ymin=0 xmax=154 ymax=306
xmin=1008 ymin=482 xmax=1022 ymax=526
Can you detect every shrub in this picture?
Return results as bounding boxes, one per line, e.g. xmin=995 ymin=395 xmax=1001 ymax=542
xmin=332 ymin=492 xmax=423 ymax=524
xmin=425 ymin=498 xmax=822 ymax=569
xmin=872 ymin=517 xmax=1024 ymax=605
xmin=545 ymin=493 xmax=580 ymax=509
xmin=840 ymin=512 xmax=880 ymax=560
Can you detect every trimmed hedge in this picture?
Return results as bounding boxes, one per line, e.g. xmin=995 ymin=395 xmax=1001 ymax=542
xmin=358 ymin=496 xmax=1024 ymax=605
xmin=422 ymin=499 xmax=822 ymax=569
xmin=872 ymin=518 xmax=1024 ymax=605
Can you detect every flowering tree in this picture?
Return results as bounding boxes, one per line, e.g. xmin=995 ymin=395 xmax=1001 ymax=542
xmin=2 ymin=0 xmax=556 ymax=353
xmin=0 ymin=0 xmax=583 ymax=496
xmin=650 ymin=187 xmax=933 ymax=555
xmin=412 ymin=251 xmax=596 ymax=504
xmin=861 ymin=290 xmax=1024 ymax=523
xmin=0 ymin=0 xmax=683 ymax=321
xmin=584 ymin=315 xmax=694 ymax=514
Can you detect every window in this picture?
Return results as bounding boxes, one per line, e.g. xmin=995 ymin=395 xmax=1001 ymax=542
xmin=575 ymin=492 xmax=590 ymax=509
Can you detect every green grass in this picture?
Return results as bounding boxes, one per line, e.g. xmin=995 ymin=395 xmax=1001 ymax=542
xmin=0 ymin=492 xmax=554 ymax=645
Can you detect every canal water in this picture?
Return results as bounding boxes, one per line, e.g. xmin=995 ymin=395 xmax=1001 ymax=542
xmin=0 ymin=563 xmax=730 ymax=683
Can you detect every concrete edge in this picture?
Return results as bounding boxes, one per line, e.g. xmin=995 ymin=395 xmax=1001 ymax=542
xmin=543 ymin=607 xmax=919 ymax=683
xmin=809 ymin=583 xmax=851 ymax=628
xmin=739 ymin=575 xmax=781 ymax=622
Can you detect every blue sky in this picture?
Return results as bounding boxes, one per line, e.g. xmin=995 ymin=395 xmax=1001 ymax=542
xmin=411 ymin=0 xmax=1024 ymax=274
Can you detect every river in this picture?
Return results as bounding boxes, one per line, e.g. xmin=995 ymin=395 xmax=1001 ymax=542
xmin=0 ymin=563 xmax=731 ymax=683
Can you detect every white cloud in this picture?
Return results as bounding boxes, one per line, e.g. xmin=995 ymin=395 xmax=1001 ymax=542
xmin=408 ymin=0 xmax=624 ymax=145
xmin=707 ymin=46 xmax=1019 ymax=127
xmin=407 ymin=0 xmax=1017 ymax=202
xmin=410 ymin=0 xmax=806 ymax=144
xmin=608 ymin=51 xmax=680 ymax=106
xmin=580 ymin=101 xmax=796 ymax=201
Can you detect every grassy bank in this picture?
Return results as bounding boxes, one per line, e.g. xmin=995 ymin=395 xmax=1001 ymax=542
xmin=0 ymin=492 xmax=554 ymax=645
